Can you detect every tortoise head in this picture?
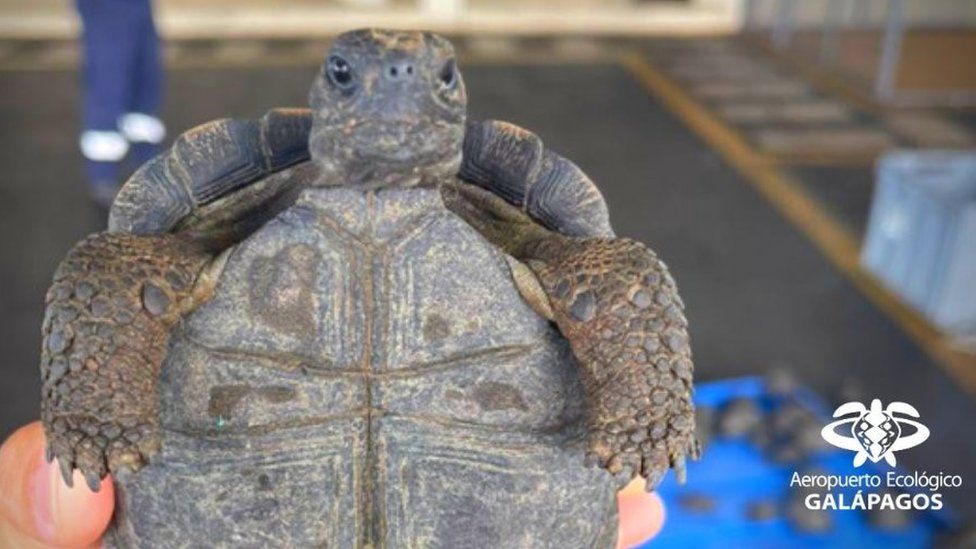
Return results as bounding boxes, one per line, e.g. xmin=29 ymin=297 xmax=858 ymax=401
xmin=308 ymin=29 xmax=467 ymax=188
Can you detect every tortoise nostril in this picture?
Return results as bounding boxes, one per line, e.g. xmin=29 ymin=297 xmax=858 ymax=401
xmin=386 ymin=61 xmax=415 ymax=81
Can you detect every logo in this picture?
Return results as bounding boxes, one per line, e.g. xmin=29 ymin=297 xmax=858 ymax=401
xmin=821 ymin=399 xmax=929 ymax=467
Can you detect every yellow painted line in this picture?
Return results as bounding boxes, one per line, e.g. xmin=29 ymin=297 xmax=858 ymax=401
xmin=622 ymin=50 xmax=976 ymax=394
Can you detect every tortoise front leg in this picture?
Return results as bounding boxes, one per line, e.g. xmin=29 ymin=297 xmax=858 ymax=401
xmin=41 ymin=110 xmax=308 ymax=492
xmin=523 ymin=236 xmax=697 ymax=488
xmin=40 ymin=233 xmax=224 ymax=490
xmin=444 ymin=182 xmax=697 ymax=489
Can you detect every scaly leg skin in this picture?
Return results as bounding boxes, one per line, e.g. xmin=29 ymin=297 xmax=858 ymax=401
xmin=443 ymin=182 xmax=698 ymax=490
xmin=39 ymin=233 xmax=220 ymax=491
xmin=524 ymin=237 xmax=697 ymax=489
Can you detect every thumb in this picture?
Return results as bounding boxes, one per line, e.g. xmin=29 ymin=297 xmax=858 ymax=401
xmin=616 ymin=477 xmax=665 ymax=549
xmin=0 ymin=422 xmax=115 ymax=548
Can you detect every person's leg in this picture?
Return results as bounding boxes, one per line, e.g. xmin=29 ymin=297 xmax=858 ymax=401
xmin=122 ymin=1 xmax=165 ymax=168
xmin=75 ymin=0 xmax=141 ymax=204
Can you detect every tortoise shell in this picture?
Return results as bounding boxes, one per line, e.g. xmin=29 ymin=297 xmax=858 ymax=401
xmin=106 ymin=185 xmax=617 ymax=548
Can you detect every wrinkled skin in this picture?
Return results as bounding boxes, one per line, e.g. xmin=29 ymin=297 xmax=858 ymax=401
xmin=309 ymin=30 xmax=466 ymax=188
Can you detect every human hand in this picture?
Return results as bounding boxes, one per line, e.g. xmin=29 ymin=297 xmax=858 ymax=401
xmin=1 ymin=422 xmax=663 ymax=548
xmin=0 ymin=422 xmax=114 ymax=548
xmin=617 ymin=477 xmax=665 ymax=548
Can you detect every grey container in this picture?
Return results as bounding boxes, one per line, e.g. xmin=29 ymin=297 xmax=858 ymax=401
xmin=929 ymin=204 xmax=976 ymax=333
xmin=861 ymin=150 xmax=976 ymax=334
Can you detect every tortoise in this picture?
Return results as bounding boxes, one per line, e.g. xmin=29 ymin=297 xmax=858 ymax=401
xmin=39 ymin=29 xmax=697 ymax=547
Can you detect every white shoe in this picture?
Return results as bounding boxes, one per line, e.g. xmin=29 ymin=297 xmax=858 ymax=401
xmin=118 ymin=113 xmax=166 ymax=144
xmin=79 ymin=130 xmax=129 ymax=162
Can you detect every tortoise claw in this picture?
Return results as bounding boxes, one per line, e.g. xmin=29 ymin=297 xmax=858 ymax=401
xmin=43 ymin=414 xmax=158 ymax=493
xmin=57 ymin=456 xmax=75 ymax=488
xmin=690 ymin=437 xmax=702 ymax=460
xmin=84 ymin=471 xmax=102 ymax=492
xmin=643 ymin=470 xmax=667 ymax=492
xmin=641 ymin=450 xmax=669 ymax=491
xmin=671 ymin=453 xmax=687 ymax=484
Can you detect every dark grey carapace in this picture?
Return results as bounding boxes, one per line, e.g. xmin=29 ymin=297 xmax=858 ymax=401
xmin=41 ymin=28 xmax=695 ymax=548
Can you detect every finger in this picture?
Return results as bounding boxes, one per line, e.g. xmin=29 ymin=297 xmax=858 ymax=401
xmin=616 ymin=477 xmax=665 ymax=549
xmin=0 ymin=422 xmax=115 ymax=547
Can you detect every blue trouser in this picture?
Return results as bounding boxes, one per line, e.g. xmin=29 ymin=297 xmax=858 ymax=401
xmin=76 ymin=0 xmax=162 ymax=183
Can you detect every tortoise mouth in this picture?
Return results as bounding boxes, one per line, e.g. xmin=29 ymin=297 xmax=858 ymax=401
xmin=312 ymin=116 xmax=465 ymax=172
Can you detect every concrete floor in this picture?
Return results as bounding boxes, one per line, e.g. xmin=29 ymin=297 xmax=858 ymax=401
xmin=2 ymin=58 xmax=975 ymax=517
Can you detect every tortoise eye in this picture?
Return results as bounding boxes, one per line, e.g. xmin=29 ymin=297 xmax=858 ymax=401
xmin=439 ymin=58 xmax=458 ymax=90
xmin=326 ymin=55 xmax=356 ymax=91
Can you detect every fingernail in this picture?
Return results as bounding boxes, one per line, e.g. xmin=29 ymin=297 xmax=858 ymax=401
xmin=34 ymin=454 xmax=106 ymax=545
xmin=29 ymin=448 xmax=55 ymax=541
xmin=38 ymin=454 xmax=116 ymax=546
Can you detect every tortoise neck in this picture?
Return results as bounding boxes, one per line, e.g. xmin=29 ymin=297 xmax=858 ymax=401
xmin=294 ymin=185 xmax=447 ymax=242
xmin=310 ymin=152 xmax=461 ymax=190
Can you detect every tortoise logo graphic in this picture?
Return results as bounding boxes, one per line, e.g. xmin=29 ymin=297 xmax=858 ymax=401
xmin=821 ymin=399 xmax=929 ymax=467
